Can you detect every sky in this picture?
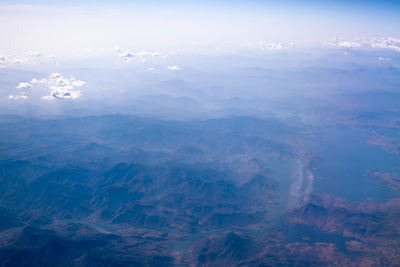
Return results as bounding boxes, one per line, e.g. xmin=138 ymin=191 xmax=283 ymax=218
xmin=0 ymin=0 xmax=399 ymax=55
xmin=1 ymin=0 xmax=400 ymax=115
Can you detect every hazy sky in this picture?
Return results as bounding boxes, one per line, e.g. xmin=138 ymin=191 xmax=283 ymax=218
xmin=1 ymin=0 xmax=399 ymax=118
xmin=0 ymin=0 xmax=399 ymax=55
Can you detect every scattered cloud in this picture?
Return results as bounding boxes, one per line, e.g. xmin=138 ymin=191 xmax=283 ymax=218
xmin=147 ymin=67 xmax=155 ymax=71
xmin=245 ymin=41 xmax=296 ymax=51
xmin=0 ymin=54 xmax=34 ymax=65
xmin=39 ymin=73 xmax=85 ymax=99
xmin=0 ymin=52 xmax=59 ymax=68
xmin=326 ymin=37 xmax=362 ymax=48
xmin=327 ymin=37 xmax=400 ymax=51
xmin=337 ymin=41 xmax=361 ymax=48
xmin=118 ymin=49 xmax=159 ymax=62
xmin=10 ymin=82 xmax=31 ymax=100
xmin=12 ymin=73 xmax=86 ymax=100
xmin=16 ymin=82 xmax=31 ymax=89
xmin=370 ymin=37 xmax=400 ymax=52
xmin=378 ymin=57 xmax=390 ymax=61
xmin=120 ymin=51 xmax=135 ymax=62
xmin=8 ymin=94 xmax=28 ymax=100
xmin=167 ymin=65 xmax=181 ymax=71
xmin=248 ymin=41 xmax=284 ymax=51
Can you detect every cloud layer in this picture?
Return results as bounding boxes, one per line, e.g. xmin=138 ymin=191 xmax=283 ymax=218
xmin=328 ymin=37 xmax=400 ymax=51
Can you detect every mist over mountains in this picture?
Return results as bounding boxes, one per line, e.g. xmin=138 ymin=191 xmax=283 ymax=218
xmin=1 ymin=94 xmax=400 ymax=265
xmin=1 ymin=50 xmax=400 ymax=266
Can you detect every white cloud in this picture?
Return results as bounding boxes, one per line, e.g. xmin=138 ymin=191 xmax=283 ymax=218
xmin=11 ymin=81 xmax=31 ymax=100
xmin=370 ymin=37 xmax=400 ymax=52
xmin=30 ymin=78 xmax=48 ymax=84
xmin=41 ymin=73 xmax=85 ymax=99
xmin=326 ymin=37 xmax=361 ymax=48
xmin=0 ymin=53 xmax=39 ymax=67
xmin=44 ymin=88 xmax=81 ymax=100
xmin=167 ymin=65 xmax=181 ymax=71
xmin=0 ymin=52 xmax=58 ymax=68
xmin=118 ymin=49 xmax=160 ymax=62
xmin=120 ymin=51 xmax=134 ymax=62
xmin=16 ymin=82 xmax=31 ymax=89
xmin=247 ymin=41 xmax=285 ymax=51
xmin=3 ymin=55 xmax=34 ymax=64
xmin=12 ymin=73 xmax=85 ymax=100
xmin=327 ymin=37 xmax=400 ymax=51
xmin=135 ymin=51 xmax=159 ymax=57
xmin=8 ymin=94 xmax=28 ymax=100
xmin=337 ymin=41 xmax=361 ymax=48
xmin=378 ymin=57 xmax=390 ymax=61
xmin=147 ymin=67 xmax=155 ymax=71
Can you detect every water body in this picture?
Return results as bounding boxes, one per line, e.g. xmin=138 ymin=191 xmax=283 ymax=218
xmin=262 ymin=157 xmax=295 ymax=224
xmin=305 ymin=126 xmax=399 ymax=202
xmin=260 ymin=157 xmax=314 ymax=227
